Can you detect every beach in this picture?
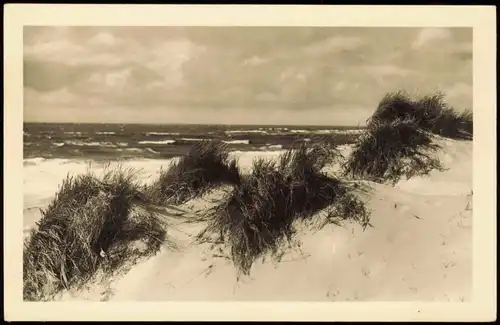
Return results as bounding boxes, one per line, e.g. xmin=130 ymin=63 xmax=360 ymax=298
xmin=23 ymin=136 xmax=472 ymax=302
xmin=13 ymin=18 xmax=497 ymax=322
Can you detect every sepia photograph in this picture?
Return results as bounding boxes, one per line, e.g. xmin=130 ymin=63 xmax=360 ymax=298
xmin=4 ymin=4 xmax=496 ymax=322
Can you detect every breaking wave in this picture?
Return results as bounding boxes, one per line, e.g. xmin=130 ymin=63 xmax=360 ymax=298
xmin=63 ymin=140 xmax=117 ymax=148
xmin=138 ymin=140 xmax=176 ymax=145
xmin=144 ymin=132 xmax=181 ymax=136
xmin=96 ymin=132 xmax=116 ymax=135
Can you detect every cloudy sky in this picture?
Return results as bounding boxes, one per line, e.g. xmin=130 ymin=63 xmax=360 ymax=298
xmin=24 ymin=27 xmax=472 ymax=126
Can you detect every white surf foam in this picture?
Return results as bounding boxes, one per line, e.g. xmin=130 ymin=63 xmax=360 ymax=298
xmin=64 ymin=132 xmax=84 ymax=135
xmin=223 ymin=140 xmax=250 ymax=145
xmin=259 ymin=144 xmax=283 ymax=150
xmin=225 ymin=130 xmax=268 ymax=134
xmin=144 ymin=132 xmax=181 ymax=136
xmin=290 ymin=129 xmax=364 ymax=135
xmin=145 ymin=148 xmax=159 ymax=154
xmin=96 ymin=132 xmax=116 ymax=135
xmin=138 ymin=140 xmax=176 ymax=145
xmin=64 ymin=140 xmax=116 ymax=148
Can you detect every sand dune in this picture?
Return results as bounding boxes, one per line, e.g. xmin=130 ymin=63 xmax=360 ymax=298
xmin=23 ymin=138 xmax=472 ymax=301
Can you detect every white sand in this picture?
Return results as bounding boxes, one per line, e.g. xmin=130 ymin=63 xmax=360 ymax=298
xmin=23 ymin=138 xmax=472 ymax=301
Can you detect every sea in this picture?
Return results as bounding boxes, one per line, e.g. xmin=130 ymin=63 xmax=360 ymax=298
xmin=23 ymin=123 xmax=365 ymax=161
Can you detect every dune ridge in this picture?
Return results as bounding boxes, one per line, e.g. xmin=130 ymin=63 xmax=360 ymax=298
xmin=23 ymin=136 xmax=472 ymax=301
xmin=23 ymin=91 xmax=473 ymax=302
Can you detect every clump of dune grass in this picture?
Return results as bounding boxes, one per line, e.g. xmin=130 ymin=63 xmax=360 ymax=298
xmin=343 ymin=118 xmax=443 ymax=184
xmin=23 ymin=167 xmax=169 ymax=301
xmin=369 ymin=90 xmax=473 ymax=140
xmin=197 ymin=142 xmax=370 ymax=275
xmin=145 ymin=140 xmax=240 ymax=205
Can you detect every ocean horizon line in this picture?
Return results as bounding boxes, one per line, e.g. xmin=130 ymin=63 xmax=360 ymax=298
xmin=23 ymin=121 xmax=367 ymax=128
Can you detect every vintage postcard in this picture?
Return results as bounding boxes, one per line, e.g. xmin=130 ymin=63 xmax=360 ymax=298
xmin=4 ymin=4 xmax=496 ymax=322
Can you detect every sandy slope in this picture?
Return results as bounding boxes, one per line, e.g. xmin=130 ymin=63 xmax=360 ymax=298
xmin=23 ymin=138 xmax=472 ymax=301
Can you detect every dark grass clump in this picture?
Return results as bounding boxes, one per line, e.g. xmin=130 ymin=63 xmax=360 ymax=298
xmin=343 ymin=118 xmax=443 ymax=184
xmin=145 ymin=140 xmax=240 ymax=205
xmin=197 ymin=142 xmax=370 ymax=275
xmin=23 ymin=167 xmax=168 ymax=301
xmin=369 ymin=90 xmax=473 ymax=140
